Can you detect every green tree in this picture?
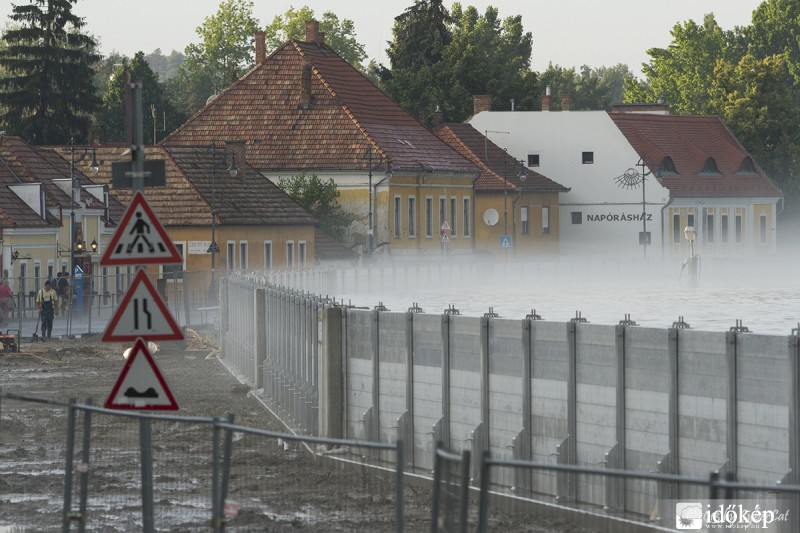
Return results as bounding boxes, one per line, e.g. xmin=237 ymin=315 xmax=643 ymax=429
xmin=443 ymin=4 xmax=537 ymax=119
xmin=378 ymin=0 xmax=452 ymax=125
xmin=746 ymin=0 xmax=800 ymax=89
xmin=538 ymin=63 xmax=635 ymax=110
xmin=0 ymin=0 xmax=100 ymax=144
xmin=711 ymin=54 xmax=800 ymax=204
xmin=171 ymin=0 xmax=259 ymax=115
xmin=264 ymin=6 xmax=366 ymax=69
xmin=96 ymin=52 xmax=186 ymax=144
xmin=623 ymin=14 xmax=737 ymax=114
xmin=143 ymin=49 xmax=185 ymax=81
xmin=277 ymin=174 xmax=356 ymax=241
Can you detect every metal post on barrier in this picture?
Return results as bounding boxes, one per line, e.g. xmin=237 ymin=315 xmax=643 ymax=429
xmin=78 ymin=398 xmax=93 ymax=533
xmin=140 ymin=418 xmax=155 ymax=533
xmin=395 ymin=440 xmax=404 ymax=533
xmin=212 ymin=416 xmax=223 ymax=532
xmin=62 ymin=398 xmax=77 ymax=533
xmin=478 ymin=451 xmax=491 ymax=533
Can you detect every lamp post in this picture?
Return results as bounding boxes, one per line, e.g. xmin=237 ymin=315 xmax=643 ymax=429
xmin=683 ymin=225 xmax=698 ymax=286
xmin=207 ymin=144 xmax=238 ymax=303
xmin=66 ymin=139 xmax=99 ymax=335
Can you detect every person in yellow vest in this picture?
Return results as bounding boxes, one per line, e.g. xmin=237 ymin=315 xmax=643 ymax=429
xmin=37 ymin=280 xmax=59 ymax=341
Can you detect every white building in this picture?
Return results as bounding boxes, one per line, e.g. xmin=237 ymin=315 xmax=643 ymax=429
xmin=469 ymin=103 xmax=782 ymax=263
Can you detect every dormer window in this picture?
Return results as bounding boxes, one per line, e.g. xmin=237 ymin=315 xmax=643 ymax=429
xmin=700 ymin=157 xmax=720 ymax=175
xmin=659 ymin=156 xmax=677 ymax=175
xmin=737 ymin=157 xmax=757 ymax=175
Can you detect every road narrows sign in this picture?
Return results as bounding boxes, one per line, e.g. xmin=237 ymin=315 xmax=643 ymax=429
xmin=105 ymin=337 xmax=178 ymax=411
xmin=102 ymin=269 xmax=184 ymax=342
xmin=100 ymin=190 xmax=182 ymax=266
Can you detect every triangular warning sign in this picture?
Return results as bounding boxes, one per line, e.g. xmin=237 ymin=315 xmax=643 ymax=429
xmin=102 ymin=269 xmax=184 ymax=342
xmin=105 ymin=338 xmax=178 ymax=411
xmin=101 ymin=191 xmax=182 ymax=266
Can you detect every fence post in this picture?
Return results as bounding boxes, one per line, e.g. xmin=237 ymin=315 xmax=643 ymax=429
xmin=78 ymin=398 xmax=93 ymax=533
xmin=318 ymin=306 xmax=343 ymax=439
xmin=254 ymin=288 xmax=266 ymax=390
xmin=395 ymin=440 xmax=405 ymax=533
xmin=725 ymin=330 xmax=738 ymax=490
xmin=62 ymin=398 xmax=77 ymax=533
xmin=139 ymin=417 xmax=155 ymax=533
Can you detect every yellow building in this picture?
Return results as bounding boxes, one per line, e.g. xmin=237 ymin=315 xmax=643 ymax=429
xmin=161 ymin=22 xmax=480 ymax=259
xmin=435 ymin=124 xmax=570 ymax=257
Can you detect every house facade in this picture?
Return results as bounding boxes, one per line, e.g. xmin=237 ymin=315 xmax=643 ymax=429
xmin=161 ymin=22 xmax=480 ymax=260
xmin=435 ymin=123 xmax=570 ymax=257
xmin=81 ymin=145 xmax=317 ymax=298
xmin=469 ymin=104 xmax=782 ymax=261
xmin=0 ymin=136 xmax=123 ymax=297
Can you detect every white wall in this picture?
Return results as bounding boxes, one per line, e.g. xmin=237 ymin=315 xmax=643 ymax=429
xmin=470 ymin=111 xmax=670 ymax=259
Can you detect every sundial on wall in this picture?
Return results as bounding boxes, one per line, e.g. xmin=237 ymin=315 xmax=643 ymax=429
xmin=614 ymin=168 xmax=644 ymax=190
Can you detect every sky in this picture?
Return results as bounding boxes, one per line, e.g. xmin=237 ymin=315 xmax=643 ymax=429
xmin=1 ymin=0 xmax=765 ymax=76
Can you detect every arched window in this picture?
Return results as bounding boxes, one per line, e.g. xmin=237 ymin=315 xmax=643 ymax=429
xmin=659 ymin=156 xmax=677 ymax=175
xmin=701 ymin=157 xmax=720 ymax=175
xmin=737 ymin=157 xmax=756 ymax=174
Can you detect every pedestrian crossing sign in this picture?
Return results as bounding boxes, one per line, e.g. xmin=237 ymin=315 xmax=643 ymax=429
xmin=499 ymin=236 xmax=512 ymax=248
xmin=100 ymin=191 xmax=182 ymax=265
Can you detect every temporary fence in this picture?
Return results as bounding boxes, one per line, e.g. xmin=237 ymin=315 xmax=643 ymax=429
xmin=0 ymin=390 xmax=406 ymax=532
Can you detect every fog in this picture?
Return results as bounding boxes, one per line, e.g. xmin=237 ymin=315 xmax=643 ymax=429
xmin=331 ymin=253 xmax=800 ymax=335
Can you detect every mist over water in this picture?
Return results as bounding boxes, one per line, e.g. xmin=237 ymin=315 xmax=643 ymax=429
xmin=333 ymin=254 xmax=800 ymax=335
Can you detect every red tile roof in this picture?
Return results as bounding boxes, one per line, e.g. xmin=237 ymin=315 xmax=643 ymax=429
xmin=435 ymin=124 xmax=569 ymax=193
xmin=162 ymin=41 xmax=478 ymax=176
xmin=610 ymin=113 xmax=781 ymax=198
xmin=86 ymin=146 xmax=316 ymax=227
xmin=0 ymin=136 xmax=110 ymax=229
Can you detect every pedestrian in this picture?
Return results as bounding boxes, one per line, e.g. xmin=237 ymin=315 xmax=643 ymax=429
xmin=0 ymin=279 xmax=11 ymax=327
xmin=37 ymin=280 xmax=58 ymax=341
xmin=57 ymin=272 xmax=69 ymax=316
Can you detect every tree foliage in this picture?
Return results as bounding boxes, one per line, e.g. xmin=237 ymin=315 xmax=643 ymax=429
xmin=379 ymin=1 xmax=539 ymax=126
xmin=0 ymin=0 xmax=100 ymax=144
xmin=623 ymin=14 xmax=736 ymax=114
xmin=171 ymin=0 xmax=259 ymax=115
xmin=264 ymin=6 xmax=366 ymax=69
xmin=277 ymin=173 xmax=356 ymax=241
xmin=538 ymin=63 xmax=635 ymax=111
xmin=95 ymin=52 xmax=186 ymax=144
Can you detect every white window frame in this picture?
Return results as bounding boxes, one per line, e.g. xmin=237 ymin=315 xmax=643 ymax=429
xmin=672 ymin=213 xmax=681 ymax=244
xmin=239 ymin=241 xmax=248 ymax=270
xmin=425 ymin=197 xmax=433 ymax=238
xmin=408 ymin=196 xmax=416 ymax=238
xmin=721 ymin=213 xmax=729 ymax=244
xmin=759 ymin=214 xmax=767 ymax=244
xmin=450 ymin=197 xmax=457 ymax=237
xmin=161 ymin=241 xmax=186 ymax=280
xmin=264 ymin=240 xmax=273 ymax=270
xmin=286 ymin=241 xmax=294 ymax=269
xmin=521 ymin=206 xmax=529 ymax=235
xmin=542 ymin=206 xmax=551 ymax=234
xmin=462 ymin=196 xmax=470 ymax=238
xmin=298 ymin=240 xmax=307 ymax=267
xmin=34 ymin=260 xmax=42 ymax=292
xmin=227 ymin=241 xmax=235 ymax=270
xmin=393 ymin=195 xmax=402 ymax=239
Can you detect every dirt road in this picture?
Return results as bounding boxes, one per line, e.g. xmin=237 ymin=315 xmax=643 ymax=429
xmin=0 ymin=335 xmax=598 ymax=532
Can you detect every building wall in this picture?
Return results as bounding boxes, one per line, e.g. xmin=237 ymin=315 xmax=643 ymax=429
xmin=468 ymin=111 xmax=667 ymax=259
xmin=474 ymin=191 xmax=561 ymax=257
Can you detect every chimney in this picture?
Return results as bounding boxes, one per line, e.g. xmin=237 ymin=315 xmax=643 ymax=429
xmin=473 ymin=94 xmax=491 ymax=115
xmin=432 ymin=106 xmax=443 ymax=128
xmin=561 ymin=94 xmax=570 ymax=111
xmin=224 ymin=140 xmax=246 ymax=179
xmin=541 ymin=85 xmax=552 ymax=112
xmin=255 ymin=31 xmax=266 ymax=64
xmin=305 ymin=20 xmax=325 ymax=43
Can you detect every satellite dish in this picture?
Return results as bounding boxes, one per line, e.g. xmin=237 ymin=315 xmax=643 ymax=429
xmin=483 ymin=208 xmax=499 ymax=226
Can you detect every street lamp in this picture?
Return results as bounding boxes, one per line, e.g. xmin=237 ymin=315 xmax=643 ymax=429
xmin=208 ymin=144 xmax=238 ymax=303
xmin=65 ymin=139 xmax=99 ymax=335
xmin=683 ymin=225 xmax=698 ymax=286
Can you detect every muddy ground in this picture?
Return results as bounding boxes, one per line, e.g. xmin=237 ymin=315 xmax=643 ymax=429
xmin=0 ymin=335 xmax=601 ymax=532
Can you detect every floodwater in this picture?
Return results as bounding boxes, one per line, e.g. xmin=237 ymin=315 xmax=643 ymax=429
xmin=334 ymin=257 xmax=800 ymax=335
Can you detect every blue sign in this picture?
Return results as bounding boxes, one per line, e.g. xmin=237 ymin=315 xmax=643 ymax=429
xmin=499 ymin=236 xmax=513 ymax=248
xmin=73 ymin=264 xmax=84 ymax=316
